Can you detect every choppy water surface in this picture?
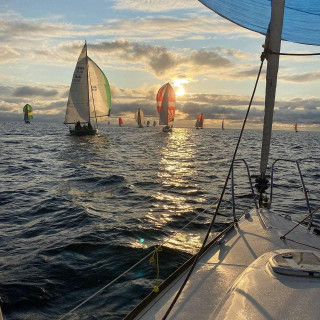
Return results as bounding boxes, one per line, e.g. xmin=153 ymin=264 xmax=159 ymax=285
xmin=1 ymin=122 xmax=319 ymax=319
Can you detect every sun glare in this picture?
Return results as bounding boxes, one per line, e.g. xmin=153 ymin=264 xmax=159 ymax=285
xmin=173 ymin=78 xmax=189 ymax=97
xmin=176 ymin=87 xmax=185 ymax=96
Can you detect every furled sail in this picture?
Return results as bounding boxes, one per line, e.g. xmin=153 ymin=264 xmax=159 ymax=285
xmin=156 ymin=83 xmax=175 ymax=125
xmin=199 ymin=0 xmax=320 ymax=46
xmin=64 ymin=43 xmax=111 ymax=124
xmin=23 ymin=104 xmax=33 ymax=121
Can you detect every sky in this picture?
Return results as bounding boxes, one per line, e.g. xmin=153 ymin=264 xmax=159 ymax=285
xmin=0 ymin=0 xmax=320 ymax=130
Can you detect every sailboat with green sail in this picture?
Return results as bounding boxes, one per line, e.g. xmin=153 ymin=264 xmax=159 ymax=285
xmin=23 ymin=104 xmax=33 ymax=124
xmin=64 ymin=42 xmax=111 ymax=135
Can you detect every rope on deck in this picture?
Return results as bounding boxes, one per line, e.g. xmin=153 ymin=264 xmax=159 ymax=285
xmin=280 ymin=205 xmax=320 ymax=251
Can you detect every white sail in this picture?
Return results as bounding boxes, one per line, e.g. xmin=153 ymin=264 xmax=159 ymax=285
xmin=64 ymin=45 xmax=89 ymax=124
xmin=88 ymin=58 xmax=111 ymax=119
xmin=64 ymin=43 xmax=111 ymax=125
xmin=159 ymin=86 xmax=169 ymax=125
xmin=135 ymin=108 xmax=144 ymax=127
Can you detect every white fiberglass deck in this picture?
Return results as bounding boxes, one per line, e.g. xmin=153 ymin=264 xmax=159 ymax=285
xmin=132 ymin=208 xmax=320 ymax=320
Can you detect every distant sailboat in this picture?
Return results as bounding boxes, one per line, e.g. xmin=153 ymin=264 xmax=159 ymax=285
xmin=294 ymin=122 xmax=298 ymax=132
xmin=222 ymin=118 xmax=225 ymax=130
xmin=146 ymin=120 xmax=150 ymax=127
xmin=135 ymin=108 xmax=144 ymax=128
xmin=119 ymin=117 xmax=123 ymax=126
xmin=153 ymin=120 xmax=157 ymax=127
xmin=156 ymin=83 xmax=175 ymax=133
xmin=64 ymin=42 xmax=111 ymax=136
xmin=195 ymin=113 xmax=204 ymax=129
xmin=23 ymin=104 xmax=33 ymax=124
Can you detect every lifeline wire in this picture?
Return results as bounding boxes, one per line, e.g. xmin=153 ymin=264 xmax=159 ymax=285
xmin=58 ymin=197 xmax=220 ymax=320
xmin=162 ymin=54 xmax=266 ymax=320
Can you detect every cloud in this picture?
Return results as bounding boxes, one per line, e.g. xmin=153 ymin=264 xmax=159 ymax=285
xmin=13 ymin=86 xmax=58 ymax=97
xmin=283 ymin=71 xmax=320 ymax=83
xmin=88 ymin=40 xmax=233 ymax=78
xmin=112 ymin=0 xmax=201 ymax=12
xmin=0 ymin=46 xmax=20 ymax=64
xmin=0 ymin=12 xmax=252 ymax=46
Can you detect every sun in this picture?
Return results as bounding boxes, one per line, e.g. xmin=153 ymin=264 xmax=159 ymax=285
xmin=176 ymin=87 xmax=185 ymax=96
xmin=173 ymin=78 xmax=189 ymax=97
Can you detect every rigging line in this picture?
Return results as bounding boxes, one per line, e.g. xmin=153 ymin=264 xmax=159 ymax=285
xmin=58 ymin=199 xmax=219 ymax=320
xmin=162 ymin=54 xmax=266 ymax=320
xmin=58 ymin=250 xmax=155 ymax=320
xmin=280 ymin=205 xmax=320 ymax=239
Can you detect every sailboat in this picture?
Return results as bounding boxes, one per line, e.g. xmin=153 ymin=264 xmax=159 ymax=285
xmin=222 ymin=118 xmax=225 ymax=130
xmin=153 ymin=120 xmax=157 ymax=127
xmin=294 ymin=122 xmax=298 ymax=132
xmin=23 ymin=104 xmax=33 ymax=124
xmin=156 ymin=83 xmax=176 ymax=132
xmin=64 ymin=42 xmax=111 ymax=136
xmin=195 ymin=113 xmax=204 ymax=129
xmin=135 ymin=108 xmax=144 ymax=128
xmin=119 ymin=117 xmax=123 ymax=126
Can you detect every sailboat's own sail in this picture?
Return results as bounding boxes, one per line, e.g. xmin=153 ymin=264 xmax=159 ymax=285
xmin=157 ymin=83 xmax=175 ymax=125
xmin=23 ymin=104 xmax=33 ymax=121
xmin=199 ymin=0 xmax=320 ymax=46
xmin=64 ymin=43 xmax=111 ymax=124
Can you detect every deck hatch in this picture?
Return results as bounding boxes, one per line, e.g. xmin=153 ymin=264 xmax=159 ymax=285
xmin=269 ymin=251 xmax=320 ymax=278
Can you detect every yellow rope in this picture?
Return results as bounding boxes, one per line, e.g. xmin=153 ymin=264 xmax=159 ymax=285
xmin=149 ymin=246 xmax=162 ymax=292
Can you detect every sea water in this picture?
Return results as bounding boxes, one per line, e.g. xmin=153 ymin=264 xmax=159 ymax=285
xmin=1 ymin=122 xmax=319 ymax=319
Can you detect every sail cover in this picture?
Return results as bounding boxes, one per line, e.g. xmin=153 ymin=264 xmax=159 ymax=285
xmin=199 ymin=0 xmax=320 ymax=46
xmin=157 ymin=83 xmax=175 ymax=125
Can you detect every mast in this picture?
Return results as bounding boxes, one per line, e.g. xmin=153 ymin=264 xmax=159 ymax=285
xmin=260 ymin=0 xmax=285 ymax=177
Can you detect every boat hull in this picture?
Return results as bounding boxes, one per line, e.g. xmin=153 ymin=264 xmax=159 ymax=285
xmin=162 ymin=126 xmax=172 ymax=133
xmin=69 ymin=128 xmax=97 ymax=136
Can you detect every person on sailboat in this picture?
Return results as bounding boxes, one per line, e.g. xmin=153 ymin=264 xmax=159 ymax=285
xmin=75 ymin=121 xmax=81 ymax=130
xmin=88 ymin=123 xmax=93 ymax=130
